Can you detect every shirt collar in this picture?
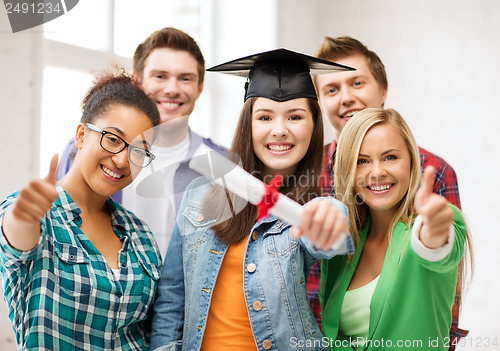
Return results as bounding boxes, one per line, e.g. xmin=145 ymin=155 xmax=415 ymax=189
xmin=254 ymin=213 xmax=289 ymax=234
xmin=53 ymin=184 xmax=129 ymax=239
xmin=53 ymin=184 xmax=81 ymax=223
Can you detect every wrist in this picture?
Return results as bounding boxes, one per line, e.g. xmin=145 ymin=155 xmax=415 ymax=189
xmin=418 ymin=223 xmax=448 ymax=249
xmin=411 ymin=215 xmax=455 ymax=262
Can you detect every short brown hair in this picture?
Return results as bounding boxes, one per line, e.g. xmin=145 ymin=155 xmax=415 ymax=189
xmin=315 ymin=36 xmax=388 ymax=91
xmin=133 ymin=27 xmax=205 ymax=85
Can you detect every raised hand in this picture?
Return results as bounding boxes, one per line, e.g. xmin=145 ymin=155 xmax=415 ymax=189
xmin=2 ymin=154 xmax=59 ymax=251
xmin=290 ymin=199 xmax=349 ymax=251
xmin=415 ymin=166 xmax=454 ymax=249
xmin=11 ymin=154 xmax=59 ymax=223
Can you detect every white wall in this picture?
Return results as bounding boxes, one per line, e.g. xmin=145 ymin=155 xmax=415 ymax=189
xmin=0 ymin=9 xmax=38 ymax=349
xmin=197 ymin=0 xmax=278 ymax=147
xmin=0 ymin=11 xmax=41 ymax=200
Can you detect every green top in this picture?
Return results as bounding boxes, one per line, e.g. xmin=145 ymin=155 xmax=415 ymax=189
xmin=320 ymin=205 xmax=465 ymax=351
xmin=340 ymin=275 xmax=379 ymax=350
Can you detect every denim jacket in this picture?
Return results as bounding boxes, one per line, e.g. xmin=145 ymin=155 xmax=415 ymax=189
xmin=150 ymin=177 xmax=353 ymax=351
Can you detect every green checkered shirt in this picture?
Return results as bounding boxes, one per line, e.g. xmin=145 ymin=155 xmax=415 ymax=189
xmin=0 ymin=185 xmax=162 ymax=350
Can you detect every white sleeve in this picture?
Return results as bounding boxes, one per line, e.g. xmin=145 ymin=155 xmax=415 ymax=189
xmin=410 ymin=215 xmax=455 ymax=262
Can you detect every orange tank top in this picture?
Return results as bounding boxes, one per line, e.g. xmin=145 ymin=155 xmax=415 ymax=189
xmin=201 ymin=235 xmax=257 ymax=350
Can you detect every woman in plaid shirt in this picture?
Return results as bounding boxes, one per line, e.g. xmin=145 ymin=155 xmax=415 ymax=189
xmin=0 ymin=71 xmax=162 ymax=350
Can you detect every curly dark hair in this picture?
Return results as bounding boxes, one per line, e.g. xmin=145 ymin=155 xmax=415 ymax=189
xmin=80 ymin=68 xmax=160 ymax=127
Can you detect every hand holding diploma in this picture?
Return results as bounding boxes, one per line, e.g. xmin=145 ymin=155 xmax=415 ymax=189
xmin=289 ymin=198 xmax=349 ymax=251
xmin=189 ymin=150 xmax=349 ymax=251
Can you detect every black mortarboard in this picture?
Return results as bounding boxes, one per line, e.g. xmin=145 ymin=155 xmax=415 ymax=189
xmin=207 ymin=48 xmax=355 ymax=102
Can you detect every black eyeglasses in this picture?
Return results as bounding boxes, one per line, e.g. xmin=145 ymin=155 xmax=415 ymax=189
xmin=86 ymin=123 xmax=156 ymax=168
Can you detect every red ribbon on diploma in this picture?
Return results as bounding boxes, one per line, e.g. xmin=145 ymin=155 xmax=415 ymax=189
xmin=256 ymin=174 xmax=283 ymax=221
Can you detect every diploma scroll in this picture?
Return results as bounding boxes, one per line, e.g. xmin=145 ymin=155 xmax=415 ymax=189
xmin=188 ymin=149 xmax=303 ymax=227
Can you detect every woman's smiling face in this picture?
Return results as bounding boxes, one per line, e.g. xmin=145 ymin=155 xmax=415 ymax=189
xmin=251 ymin=97 xmax=314 ymax=178
xmin=354 ymin=122 xmax=411 ymax=217
xmin=75 ymin=104 xmax=154 ymax=197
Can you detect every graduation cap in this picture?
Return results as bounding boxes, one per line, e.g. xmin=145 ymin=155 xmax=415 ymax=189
xmin=207 ymin=48 xmax=355 ymax=102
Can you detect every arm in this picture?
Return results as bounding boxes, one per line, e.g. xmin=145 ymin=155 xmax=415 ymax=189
xmin=415 ymin=166 xmax=455 ymax=249
xmin=420 ymin=147 xmax=462 ymax=209
xmin=150 ymin=215 xmax=185 ymax=350
xmin=411 ymin=205 xmax=465 ymax=272
xmin=433 ymin=166 xmax=461 ymax=209
xmin=1 ymin=155 xmax=58 ymax=251
xmin=412 ymin=166 xmax=466 ymax=270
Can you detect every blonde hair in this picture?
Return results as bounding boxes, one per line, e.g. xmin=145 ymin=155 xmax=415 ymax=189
xmin=334 ymin=108 xmax=421 ymax=244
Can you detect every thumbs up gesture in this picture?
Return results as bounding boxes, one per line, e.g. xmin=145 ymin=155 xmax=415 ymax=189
xmin=414 ymin=166 xmax=454 ymax=249
xmin=11 ymin=154 xmax=59 ymax=223
xmin=2 ymin=154 xmax=59 ymax=251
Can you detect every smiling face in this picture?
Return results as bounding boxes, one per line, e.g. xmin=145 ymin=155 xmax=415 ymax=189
xmin=74 ymin=104 xmax=154 ymax=197
xmin=251 ymin=97 xmax=314 ymax=178
xmin=315 ymin=54 xmax=387 ymax=140
xmin=139 ymin=47 xmax=203 ymax=124
xmin=354 ymin=122 xmax=411 ymax=218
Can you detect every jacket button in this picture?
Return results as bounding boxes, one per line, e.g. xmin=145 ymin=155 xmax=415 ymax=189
xmin=262 ymin=339 xmax=272 ymax=349
xmin=251 ymin=230 xmax=259 ymax=240
xmin=247 ymin=263 xmax=256 ymax=273
xmin=253 ymin=301 xmax=263 ymax=311
xmin=196 ymin=215 xmax=204 ymax=222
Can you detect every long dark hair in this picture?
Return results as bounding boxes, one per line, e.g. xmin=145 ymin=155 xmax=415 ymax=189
xmin=203 ymin=97 xmax=324 ymax=245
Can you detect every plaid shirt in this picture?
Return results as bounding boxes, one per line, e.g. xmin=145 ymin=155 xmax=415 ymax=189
xmin=0 ymin=185 xmax=162 ymax=350
xmin=308 ymin=142 xmax=467 ymax=349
